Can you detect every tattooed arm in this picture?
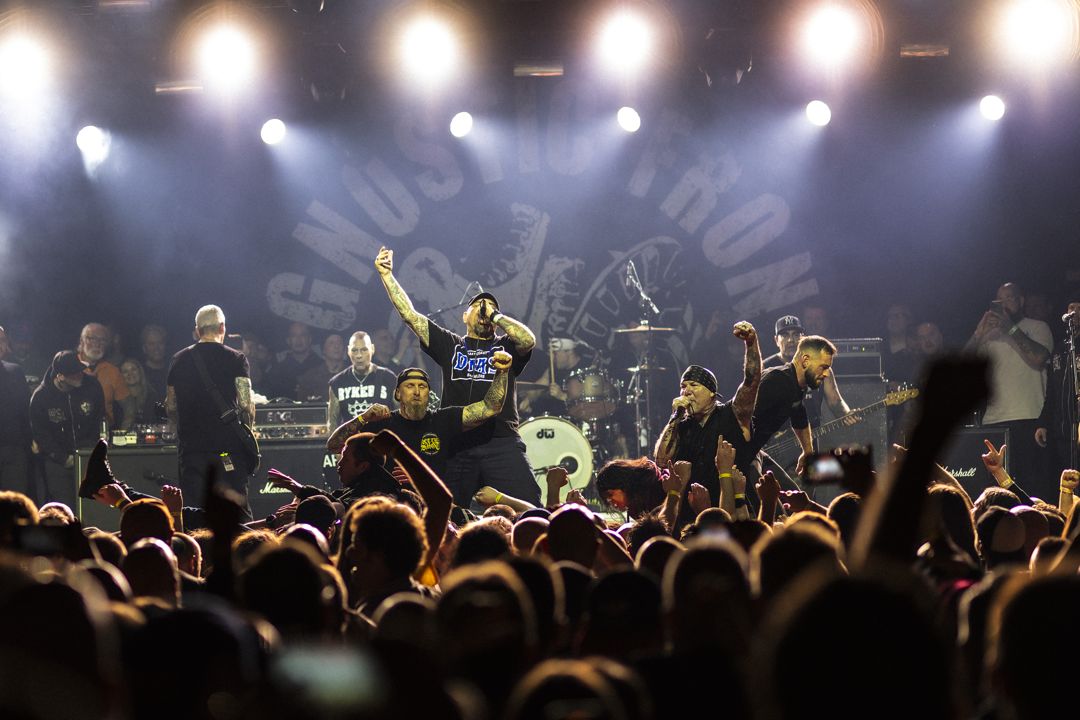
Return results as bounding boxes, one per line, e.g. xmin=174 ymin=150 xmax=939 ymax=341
xmin=462 ymin=351 xmax=512 ymax=430
xmin=654 ymin=395 xmax=692 ymax=465
xmin=491 ymin=311 xmax=536 ymax=353
xmin=326 ymin=403 xmax=392 ymax=454
xmin=375 ymin=246 xmax=430 ymax=347
xmin=327 ymin=395 xmax=340 ymax=433
xmin=731 ymin=321 xmax=761 ymax=441
xmin=165 ymin=385 xmax=179 ymax=430
xmin=234 ymin=377 xmax=255 ymax=426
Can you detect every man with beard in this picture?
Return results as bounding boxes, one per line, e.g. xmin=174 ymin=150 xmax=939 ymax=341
xmin=966 ymin=282 xmax=1053 ymax=496
xmin=375 ymin=246 xmax=539 ymax=506
xmin=750 ymin=335 xmax=839 ymax=479
xmin=78 ymin=322 xmax=134 ymax=430
xmin=325 ymin=356 xmax=512 ymax=484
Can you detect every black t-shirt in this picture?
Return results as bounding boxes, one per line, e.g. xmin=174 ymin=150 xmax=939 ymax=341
xmin=29 ymin=371 xmax=105 ymax=461
xmin=673 ymin=402 xmax=752 ymax=528
xmin=750 ymin=364 xmax=809 ymax=456
xmin=143 ymin=363 xmax=169 ymax=404
xmin=365 ymin=407 xmax=464 ymax=480
xmin=422 ymin=323 xmax=530 ymax=440
xmin=167 ymin=342 xmax=250 ymax=456
xmin=328 ymin=365 xmax=398 ymax=425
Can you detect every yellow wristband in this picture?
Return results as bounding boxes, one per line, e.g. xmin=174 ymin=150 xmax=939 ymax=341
xmin=495 ymin=492 xmax=504 ymax=503
xmin=734 ymin=493 xmax=746 ymax=499
xmin=998 ymin=477 xmax=1014 ymax=489
xmin=718 ymin=472 xmax=733 ymax=478
xmin=667 ymin=490 xmax=680 ymax=498
xmin=356 ymin=415 xmax=366 ymax=425
xmin=1062 ymin=487 xmax=1074 ymax=495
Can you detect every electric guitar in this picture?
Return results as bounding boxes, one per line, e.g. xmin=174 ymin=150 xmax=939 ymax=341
xmin=761 ymin=386 xmax=919 ymax=468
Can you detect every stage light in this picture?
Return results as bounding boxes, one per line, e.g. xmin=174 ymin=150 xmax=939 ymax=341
xmin=617 ymin=106 xmax=641 ymax=132
xmin=806 ymin=100 xmax=832 ymax=126
xmin=802 ymin=4 xmax=861 ymax=67
xmin=597 ymin=10 xmax=654 ymax=72
xmin=196 ymin=24 xmax=256 ymax=91
xmin=0 ymin=34 xmax=50 ymax=97
xmin=449 ymin=111 xmax=473 ymax=138
xmin=76 ymin=125 xmax=111 ymax=172
xmin=998 ymin=0 xmax=1079 ymax=66
xmin=261 ymin=118 xmax=286 ymax=145
xmin=400 ymin=16 xmax=458 ymax=81
xmin=980 ymin=95 xmax=1006 ymax=120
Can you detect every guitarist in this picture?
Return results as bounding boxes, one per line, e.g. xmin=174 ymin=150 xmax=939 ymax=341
xmin=166 ymin=305 xmax=257 ymax=517
xmin=751 ymin=335 xmax=840 ymax=481
xmin=764 ymin=315 xmax=855 ymax=432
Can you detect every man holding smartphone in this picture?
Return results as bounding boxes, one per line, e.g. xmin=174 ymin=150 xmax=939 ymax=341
xmin=965 ymin=282 xmax=1053 ymax=497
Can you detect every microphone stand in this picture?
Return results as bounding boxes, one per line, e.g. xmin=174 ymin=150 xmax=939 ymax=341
xmin=427 ymin=281 xmax=481 ymax=318
xmin=1066 ymin=316 xmax=1080 ymax=469
xmin=626 ymin=262 xmax=661 ymax=456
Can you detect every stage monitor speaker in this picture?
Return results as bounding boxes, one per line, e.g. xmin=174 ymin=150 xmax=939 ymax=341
xmin=938 ymin=426 xmax=1009 ymax=501
xmin=74 ymin=442 xmax=336 ymax=531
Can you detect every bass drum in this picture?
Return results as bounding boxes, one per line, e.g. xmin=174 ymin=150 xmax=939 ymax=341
xmin=519 ymin=415 xmax=593 ymax=504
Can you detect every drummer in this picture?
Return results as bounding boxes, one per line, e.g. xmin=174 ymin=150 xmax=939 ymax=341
xmin=518 ymin=337 xmax=591 ymax=418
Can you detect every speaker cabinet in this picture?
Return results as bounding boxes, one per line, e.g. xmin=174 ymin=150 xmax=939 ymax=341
xmin=938 ymin=426 xmax=1010 ymax=501
xmin=74 ymin=442 xmax=337 ymax=531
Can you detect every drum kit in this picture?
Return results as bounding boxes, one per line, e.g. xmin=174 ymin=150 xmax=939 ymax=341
xmin=518 ymin=323 xmax=675 ymax=502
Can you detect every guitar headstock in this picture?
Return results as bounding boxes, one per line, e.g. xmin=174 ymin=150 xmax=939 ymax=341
xmin=885 ymin=384 xmax=920 ymax=406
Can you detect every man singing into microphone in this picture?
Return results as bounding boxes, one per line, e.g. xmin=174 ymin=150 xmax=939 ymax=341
xmin=654 ymin=321 xmax=761 ymax=526
xmin=375 ymin=246 xmax=540 ymax=506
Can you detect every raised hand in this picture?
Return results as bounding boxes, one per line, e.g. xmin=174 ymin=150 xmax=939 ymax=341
xmin=375 ymin=246 xmax=394 ymax=276
xmin=565 ymin=488 xmax=587 ymax=506
xmin=161 ymin=485 xmax=184 ymax=515
xmin=94 ymin=483 xmax=129 ymax=508
xmin=715 ymin=435 xmax=736 ymax=474
xmin=1061 ymin=469 xmax=1079 ymax=492
xmin=361 ymin=403 xmax=392 ymax=424
xmin=267 ymin=468 xmax=302 ymax=494
xmin=688 ymin=483 xmax=711 ymax=515
xmin=546 ymin=466 xmax=569 ymax=490
xmin=780 ymin=489 xmax=811 ymax=514
xmin=473 ymin=485 xmax=504 ymax=506
xmin=491 ymin=350 xmax=513 ymax=372
xmin=732 ymin=321 xmax=757 ymax=343
xmin=755 ymin=470 xmax=781 ymax=509
xmin=980 ymin=439 xmax=1007 ymax=474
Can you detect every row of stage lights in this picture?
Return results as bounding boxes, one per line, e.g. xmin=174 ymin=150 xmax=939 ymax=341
xmin=2 ymin=0 xmax=1078 ymax=97
xmin=71 ymin=91 xmax=1008 ymax=171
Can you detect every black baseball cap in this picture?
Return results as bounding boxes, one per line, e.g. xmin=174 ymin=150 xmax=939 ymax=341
xmin=775 ymin=315 xmax=804 ymax=335
xmin=396 ymin=367 xmax=430 ymax=388
xmin=468 ymin=292 xmax=500 ymax=311
xmin=52 ymin=350 xmax=88 ymax=377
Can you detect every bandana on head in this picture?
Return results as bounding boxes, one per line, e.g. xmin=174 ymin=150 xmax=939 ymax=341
xmin=681 ymin=365 xmax=717 ymax=395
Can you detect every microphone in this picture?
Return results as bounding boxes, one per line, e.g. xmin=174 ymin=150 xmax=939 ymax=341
xmin=671 ymin=403 xmax=688 ymax=422
xmin=1063 ymin=311 xmax=1077 ymax=323
xmin=625 ymin=261 xmax=634 ymax=289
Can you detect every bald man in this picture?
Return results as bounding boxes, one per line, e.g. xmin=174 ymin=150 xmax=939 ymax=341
xmin=327 ymin=331 xmax=398 ymax=430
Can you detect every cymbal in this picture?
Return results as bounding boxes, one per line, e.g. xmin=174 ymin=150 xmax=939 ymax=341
xmin=614 ymin=325 xmax=675 ymax=334
xmin=626 ymin=364 xmax=668 ymax=372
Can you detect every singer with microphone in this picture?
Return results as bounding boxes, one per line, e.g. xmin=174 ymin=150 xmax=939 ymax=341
xmin=654 ymin=321 xmax=761 ymax=529
xmin=375 ymin=246 xmax=540 ymax=506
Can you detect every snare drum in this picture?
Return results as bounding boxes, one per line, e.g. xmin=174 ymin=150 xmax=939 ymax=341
xmin=564 ymin=366 xmax=620 ymax=421
xmin=519 ymin=415 xmax=593 ymax=504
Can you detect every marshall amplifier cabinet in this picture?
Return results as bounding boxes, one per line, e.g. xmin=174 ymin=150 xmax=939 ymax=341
xmin=938 ymin=426 xmax=1010 ymax=500
xmin=831 ymin=338 xmax=884 ymax=379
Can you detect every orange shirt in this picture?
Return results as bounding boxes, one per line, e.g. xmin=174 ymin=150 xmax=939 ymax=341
xmin=82 ymin=359 xmax=129 ymax=425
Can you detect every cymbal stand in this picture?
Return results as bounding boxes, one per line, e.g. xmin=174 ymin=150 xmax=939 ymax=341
xmin=626 ymin=261 xmax=660 ymax=456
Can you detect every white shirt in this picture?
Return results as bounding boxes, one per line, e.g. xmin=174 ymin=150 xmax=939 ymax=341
xmin=982 ymin=317 xmax=1053 ymax=424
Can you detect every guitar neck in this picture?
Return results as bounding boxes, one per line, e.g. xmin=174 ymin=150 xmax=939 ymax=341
xmin=810 ymin=398 xmax=887 ymax=439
